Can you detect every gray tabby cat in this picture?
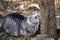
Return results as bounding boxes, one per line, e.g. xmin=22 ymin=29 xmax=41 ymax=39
xmin=0 ymin=11 xmax=40 ymax=36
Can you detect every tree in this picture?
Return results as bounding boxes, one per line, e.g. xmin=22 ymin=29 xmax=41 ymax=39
xmin=38 ymin=0 xmax=57 ymax=39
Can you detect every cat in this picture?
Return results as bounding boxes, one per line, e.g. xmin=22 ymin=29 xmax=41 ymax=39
xmin=0 ymin=11 xmax=40 ymax=36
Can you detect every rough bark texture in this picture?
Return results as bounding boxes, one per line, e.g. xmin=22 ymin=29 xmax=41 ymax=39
xmin=39 ymin=0 xmax=49 ymax=34
xmin=38 ymin=0 xmax=57 ymax=39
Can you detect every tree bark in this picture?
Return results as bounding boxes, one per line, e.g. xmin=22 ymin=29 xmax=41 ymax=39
xmin=38 ymin=0 xmax=57 ymax=39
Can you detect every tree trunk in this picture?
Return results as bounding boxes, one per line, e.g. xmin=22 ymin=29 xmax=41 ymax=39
xmin=38 ymin=0 xmax=57 ymax=39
